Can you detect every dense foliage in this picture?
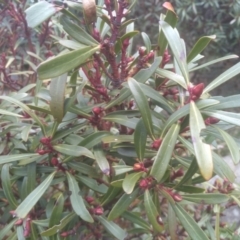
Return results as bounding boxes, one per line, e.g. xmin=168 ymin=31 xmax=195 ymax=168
xmin=1 ymin=0 xmax=240 ymax=239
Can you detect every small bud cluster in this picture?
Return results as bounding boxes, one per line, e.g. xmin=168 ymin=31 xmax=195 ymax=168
xmin=139 ymin=177 xmax=154 ymax=190
xmin=36 ymin=136 xmax=53 ymax=155
xmin=151 ymin=139 xmax=162 ymax=150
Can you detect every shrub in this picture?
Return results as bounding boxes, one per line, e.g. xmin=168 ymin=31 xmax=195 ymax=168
xmin=1 ymin=0 xmax=240 ymax=239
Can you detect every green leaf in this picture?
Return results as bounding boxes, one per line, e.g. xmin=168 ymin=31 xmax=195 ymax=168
xmin=53 ymin=144 xmax=94 ymax=158
xmin=48 ymin=194 xmax=64 ymax=228
xmin=80 ymin=131 xmax=111 ymax=149
xmin=1 ymin=164 xmax=18 ymax=208
xmin=213 ymin=126 xmax=240 ymax=164
xmin=207 ymin=94 xmax=240 ymax=110
xmin=59 ymin=39 xmax=87 ymax=50
xmin=26 ymin=162 xmax=36 ymax=194
xmin=25 ymin=1 xmax=58 ymax=28
xmin=171 ymin=203 xmax=209 ymax=240
xmin=15 ymin=172 xmax=56 ymax=219
xmin=40 ymin=213 xmax=76 ymax=236
xmin=0 ymin=109 xmax=22 ymax=117
xmin=187 ymin=35 xmax=216 ymax=63
xmin=182 ymin=193 xmax=229 ymax=204
xmin=67 ymin=161 xmax=99 ymax=177
xmin=190 ymin=101 xmax=213 ymax=180
xmin=158 ymin=7 xmax=178 ymax=56
xmin=150 ymin=124 xmax=180 ymax=182
xmin=103 ymin=113 xmax=138 ymax=129
xmin=138 ymin=82 xmax=174 ymax=113
xmin=93 ymin=144 xmax=110 ymax=175
xmin=141 ymin=32 xmax=151 ymax=53
xmin=163 ymin=99 xmax=219 ymax=134
xmin=0 ymin=96 xmax=46 ymax=134
xmin=60 ymin=16 xmax=99 ymax=45
xmin=66 ymin=172 xmax=93 ymax=222
xmin=177 ymin=158 xmax=199 ymax=187
xmin=77 ymin=175 xmax=107 ymax=193
xmin=212 ymin=152 xmax=235 ymax=182
xmin=49 ymin=73 xmax=67 ymax=123
xmin=168 ymin=203 xmax=178 ymax=240
xmin=101 ymin=186 xmax=122 ymax=206
xmin=113 ymin=165 xmax=134 ymax=175
xmin=144 ymin=190 xmax=163 ymax=232
xmin=155 ymin=68 xmax=187 ymax=89
xmin=97 ymin=216 xmax=127 ymax=240
xmin=128 ymin=77 xmax=154 ymax=138
xmin=0 ymin=153 xmax=39 ymax=165
xmin=189 ymin=55 xmax=238 ymax=72
xmin=201 ymin=110 xmax=240 ymax=126
xmin=159 ymin=21 xmax=189 ymax=84
xmin=179 ymin=136 xmax=235 ymax=182
xmin=0 ymin=219 xmax=15 ymax=239
xmin=134 ymin=119 xmax=147 ymax=160
xmin=108 ymin=189 xmax=138 ymax=221
xmin=133 ymin=57 xmax=162 ymax=83
xmin=38 ymin=45 xmax=100 ymax=79
xmin=203 ymin=62 xmax=240 ymax=94
xmin=122 ymin=211 xmax=152 ymax=231
xmin=122 ymin=172 xmax=143 ymax=194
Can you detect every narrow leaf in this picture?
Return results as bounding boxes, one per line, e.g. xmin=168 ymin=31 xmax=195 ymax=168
xmin=38 ymin=46 xmax=100 ymax=79
xmin=203 ymin=62 xmax=240 ymax=94
xmin=159 ymin=21 xmax=189 ymax=84
xmin=144 ymin=190 xmax=163 ymax=232
xmin=190 ymin=101 xmax=213 ymax=180
xmin=97 ymin=216 xmax=127 ymax=240
xmin=0 ymin=153 xmax=39 ymax=165
xmin=15 ymin=172 xmax=56 ymax=219
xmin=122 ymin=172 xmax=143 ymax=194
xmin=108 ymin=189 xmax=138 ymax=221
xmin=60 ymin=16 xmax=99 ymax=45
xmin=93 ymin=144 xmax=110 ymax=175
xmin=66 ymin=172 xmax=93 ymax=222
xmin=1 ymin=164 xmax=18 ymax=208
xmin=53 ymin=144 xmax=94 ymax=158
xmin=182 ymin=193 xmax=229 ymax=204
xmin=150 ymin=124 xmax=180 ymax=182
xmin=25 ymin=1 xmax=58 ymax=28
xmin=128 ymin=77 xmax=154 ymax=138
xmin=134 ymin=119 xmax=147 ymax=160
xmin=187 ymin=35 xmax=216 ymax=63
xmin=49 ymin=73 xmax=67 ymax=122
xmin=171 ymin=203 xmax=209 ymax=240
xmin=214 ymin=126 xmax=240 ymax=164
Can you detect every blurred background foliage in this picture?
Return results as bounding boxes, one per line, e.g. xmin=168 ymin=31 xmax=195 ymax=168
xmin=1 ymin=0 xmax=240 ymax=95
xmin=131 ymin=0 xmax=240 ymax=96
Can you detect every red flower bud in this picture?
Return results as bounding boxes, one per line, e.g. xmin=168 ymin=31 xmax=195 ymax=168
xmin=151 ymin=139 xmax=162 ymax=150
xmin=40 ymin=137 xmax=51 ymax=145
xmin=205 ymin=117 xmax=220 ymax=125
xmin=92 ymin=107 xmax=102 ymax=115
xmin=85 ymin=196 xmax=95 ymax=204
xmin=123 ymin=38 xmax=130 ymax=47
xmin=36 ymin=149 xmax=47 ymax=155
xmin=147 ymin=51 xmax=155 ymax=60
xmin=133 ymin=163 xmax=145 ymax=171
xmin=138 ymin=47 xmax=146 ymax=56
xmin=172 ymin=193 xmax=182 ymax=202
xmin=156 ymin=216 xmax=164 ymax=226
xmin=189 ymin=83 xmax=204 ymax=101
xmin=51 ymin=157 xmax=59 ymax=166
xmin=60 ymin=232 xmax=69 ymax=237
xmin=94 ymin=206 xmax=104 ymax=215
xmin=14 ymin=218 xmax=23 ymax=226
xmin=139 ymin=177 xmax=153 ymax=190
